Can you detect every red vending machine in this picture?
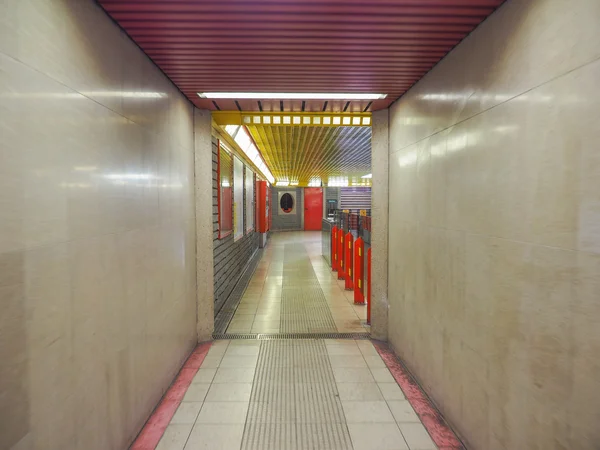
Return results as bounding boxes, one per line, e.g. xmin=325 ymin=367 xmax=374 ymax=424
xmin=257 ymin=180 xmax=270 ymax=247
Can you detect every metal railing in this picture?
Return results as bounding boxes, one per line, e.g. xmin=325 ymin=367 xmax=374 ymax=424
xmin=321 ymin=210 xmax=373 ymax=324
xmin=329 ymin=209 xmax=371 ymax=245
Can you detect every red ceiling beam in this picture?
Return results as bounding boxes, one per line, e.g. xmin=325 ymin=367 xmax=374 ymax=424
xmin=97 ymin=0 xmax=504 ymax=112
xmin=100 ymin=0 xmax=502 ymax=7
xmin=127 ymin=29 xmax=469 ymax=40
xmin=151 ymin=56 xmax=440 ymax=64
xmin=133 ymin=37 xmax=462 ymax=47
xmin=104 ymin=4 xmax=495 ymax=17
xmin=144 ymin=50 xmax=449 ymax=58
xmin=119 ymin=20 xmax=474 ymax=35
xmin=166 ymin=72 xmax=429 ymax=79
xmin=111 ymin=12 xmax=488 ymax=25
xmin=117 ymin=21 xmax=480 ymax=32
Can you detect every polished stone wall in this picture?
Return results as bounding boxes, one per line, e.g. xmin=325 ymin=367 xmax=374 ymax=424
xmin=0 ymin=1 xmax=198 ymax=449
xmin=387 ymin=0 xmax=600 ymax=448
xmin=370 ymin=110 xmax=389 ymax=341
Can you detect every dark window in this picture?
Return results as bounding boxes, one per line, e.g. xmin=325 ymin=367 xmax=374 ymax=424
xmin=280 ymin=193 xmax=294 ymax=213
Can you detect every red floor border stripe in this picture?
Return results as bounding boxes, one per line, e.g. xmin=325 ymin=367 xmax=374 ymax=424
xmin=130 ymin=342 xmax=212 ymax=450
xmin=372 ymin=340 xmax=464 ymax=450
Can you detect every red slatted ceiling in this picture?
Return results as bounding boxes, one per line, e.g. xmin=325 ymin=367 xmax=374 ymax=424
xmin=98 ymin=0 xmax=504 ymax=112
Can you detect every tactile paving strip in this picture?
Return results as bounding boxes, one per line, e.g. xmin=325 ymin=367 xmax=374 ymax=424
xmin=280 ymin=244 xmax=338 ymax=333
xmin=241 ymin=340 xmax=353 ymax=450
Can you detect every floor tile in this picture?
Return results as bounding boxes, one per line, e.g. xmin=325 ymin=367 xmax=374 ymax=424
xmin=371 ymin=368 xmax=396 ymax=383
xmin=348 ymin=423 xmax=409 ymax=450
xmin=235 ymin=307 xmax=258 ymax=314
xmin=326 ymin=346 xmax=363 ymax=356
xmin=170 ymin=402 xmax=203 ymax=424
xmin=251 ymin=327 xmax=280 ymax=333
xmin=205 ymin=383 xmax=252 ymax=401
xmin=156 ymin=424 xmax=193 ymax=450
xmin=336 ymin=383 xmax=384 ymax=401
xmin=342 ymin=401 xmax=395 ymax=423
xmin=253 ymin=314 xmax=281 ymax=322
xmin=199 ymin=355 xmax=223 ymax=369
xmin=357 ymin=341 xmax=380 ymax=356
xmin=325 ymin=340 xmax=358 ymax=347
xmin=328 ymin=355 xmax=368 ymax=368
xmin=364 ymin=355 xmax=387 ymax=369
xmin=387 ymin=401 xmax=420 ymax=423
xmin=225 ymin=345 xmax=260 ymax=356
xmin=333 ymin=367 xmax=375 ymax=383
xmin=225 ymin=326 xmax=252 ymax=333
xmin=193 ymin=369 xmax=216 ymax=384
xmin=219 ymin=355 xmax=259 ymax=368
xmin=182 ymin=383 xmax=210 ymax=402
xmin=378 ymin=383 xmax=406 ymax=401
xmin=210 ymin=340 xmax=230 ymax=348
xmin=184 ymin=424 xmax=245 ymax=450
xmin=206 ymin=346 xmax=228 ymax=357
xmin=228 ymin=340 xmax=261 ymax=347
xmin=397 ymin=423 xmax=436 ymax=449
xmin=213 ymin=367 xmax=256 ymax=383
xmin=227 ymin=319 xmax=254 ymax=325
xmin=196 ymin=402 xmax=249 ymax=424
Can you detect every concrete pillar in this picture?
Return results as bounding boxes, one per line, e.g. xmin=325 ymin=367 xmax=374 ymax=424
xmin=370 ymin=109 xmax=389 ymax=341
xmin=194 ymin=109 xmax=215 ymax=342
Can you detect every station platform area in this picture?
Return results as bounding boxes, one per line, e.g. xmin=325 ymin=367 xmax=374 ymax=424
xmin=226 ymin=232 xmax=368 ymax=335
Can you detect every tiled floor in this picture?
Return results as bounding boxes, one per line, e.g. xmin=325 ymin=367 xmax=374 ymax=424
xmin=152 ymin=232 xmax=441 ymax=449
xmin=157 ymin=339 xmax=438 ymax=450
xmin=227 ymin=232 xmax=368 ymax=334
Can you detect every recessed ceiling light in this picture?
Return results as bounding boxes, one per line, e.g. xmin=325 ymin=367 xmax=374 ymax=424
xmin=199 ymin=92 xmax=387 ymax=100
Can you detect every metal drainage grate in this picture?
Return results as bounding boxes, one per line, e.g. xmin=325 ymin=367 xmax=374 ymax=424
xmin=214 ymin=248 xmax=263 ymax=334
xmin=212 ymin=332 xmax=371 ymax=340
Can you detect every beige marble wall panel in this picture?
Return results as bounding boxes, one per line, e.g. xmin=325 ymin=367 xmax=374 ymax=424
xmin=387 ymin=0 xmax=600 ymax=448
xmin=371 ymin=109 xmax=389 ymax=341
xmin=0 ymin=1 xmax=199 ymax=449
xmin=389 ymin=0 xmax=600 ymax=154
xmin=194 ymin=109 xmax=215 ymax=341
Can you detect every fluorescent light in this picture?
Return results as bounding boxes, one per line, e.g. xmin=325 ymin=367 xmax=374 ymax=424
xmin=223 ymin=126 xmax=275 ymax=184
xmin=199 ymin=92 xmax=387 ymax=100
xmin=290 ymin=181 xmax=299 ymax=186
xmin=361 ymin=174 xmax=372 ymax=179
xmin=276 ymin=181 xmax=290 ymax=187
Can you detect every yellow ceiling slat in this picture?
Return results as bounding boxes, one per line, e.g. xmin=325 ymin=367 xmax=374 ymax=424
xmin=245 ymin=124 xmax=372 ymax=186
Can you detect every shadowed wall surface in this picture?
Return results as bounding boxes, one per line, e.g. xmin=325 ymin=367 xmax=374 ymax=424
xmin=0 ymin=1 xmax=202 ymax=448
xmin=387 ymin=0 xmax=600 ymax=448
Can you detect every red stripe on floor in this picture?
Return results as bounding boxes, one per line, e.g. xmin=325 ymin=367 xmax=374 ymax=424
xmin=372 ymin=341 xmax=464 ymax=450
xmin=131 ymin=342 xmax=212 ymax=450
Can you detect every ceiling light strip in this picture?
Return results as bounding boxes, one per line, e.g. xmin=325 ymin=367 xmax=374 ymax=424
xmin=200 ymin=92 xmax=386 ymax=100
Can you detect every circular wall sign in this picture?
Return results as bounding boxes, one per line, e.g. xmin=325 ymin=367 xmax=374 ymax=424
xmin=280 ymin=193 xmax=294 ymax=213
